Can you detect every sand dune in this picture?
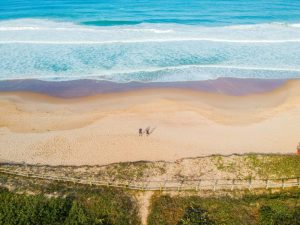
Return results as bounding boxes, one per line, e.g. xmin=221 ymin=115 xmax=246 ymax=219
xmin=0 ymin=80 xmax=300 ymax=165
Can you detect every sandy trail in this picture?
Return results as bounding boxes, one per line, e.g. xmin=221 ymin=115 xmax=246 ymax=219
xmin=0 ymin=80 xmax=300 ymax=165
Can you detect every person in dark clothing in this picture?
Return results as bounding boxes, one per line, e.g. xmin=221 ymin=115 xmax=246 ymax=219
xmin=145 ymin=127 xmax=150 ymax=136
xmin=139 ymin=128 xmax=143 ymax=136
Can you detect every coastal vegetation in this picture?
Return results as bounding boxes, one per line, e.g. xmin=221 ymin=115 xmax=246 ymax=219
xmin=0 ymin=179 xmax=140 ymax=225
xmin=0 ymin=154 xmax=299 ymax=225
xmin=148 ymin=189 xmax=300 ymax=225
xmin=1 ymin=154 xmax=299 ymax=184
xmin=1 ymin=184 xmax=300 ymax=225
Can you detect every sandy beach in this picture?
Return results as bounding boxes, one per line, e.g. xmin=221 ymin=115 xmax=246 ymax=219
xmin=0 ymin=78 xmax=300 ymax=166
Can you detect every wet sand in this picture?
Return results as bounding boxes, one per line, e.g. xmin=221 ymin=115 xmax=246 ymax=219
xmin=0 ymin=78 xmax=299 ymax=165
xmin=0 ymin=77 xmax=285 ymax=98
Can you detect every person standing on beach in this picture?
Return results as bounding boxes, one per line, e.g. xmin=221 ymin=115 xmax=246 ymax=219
xmin=139 ymin=128 xmax=143 ymax=136
xmin=145 ymin=127 xmax=150 ymax=136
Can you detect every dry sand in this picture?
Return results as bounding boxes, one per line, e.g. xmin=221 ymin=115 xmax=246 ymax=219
xmin=0 ymin=79 xmax=300 ymax=165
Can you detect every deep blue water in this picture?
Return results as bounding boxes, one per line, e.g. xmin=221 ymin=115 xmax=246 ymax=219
xmin=2 ymin=0 xmax=300 ymax=26
xmin=0 ymin=0 xmax=300 ymax=82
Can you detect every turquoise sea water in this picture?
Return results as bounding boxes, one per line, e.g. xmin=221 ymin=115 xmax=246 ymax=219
xmin=0 ymin=0 xmax=300 ymax=82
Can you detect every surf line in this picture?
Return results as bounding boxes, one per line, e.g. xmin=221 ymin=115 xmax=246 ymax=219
xmin=56 ymin=64 xmax=299 ymax=75
xmin=1 ymin=64 xmax=300 ymax=82
xmin=1 ymin=38 xmax=300 ymax=44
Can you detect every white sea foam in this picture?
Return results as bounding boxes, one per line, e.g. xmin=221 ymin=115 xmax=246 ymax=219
xmin=1 ymin=19 xmax=300 ymax=43
xmin=2 ymin=38 xmax=300 ymax=44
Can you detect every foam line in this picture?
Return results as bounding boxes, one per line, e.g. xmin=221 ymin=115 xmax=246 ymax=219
xmin=77 ymin=64 xmax=300 ymax=75
xmin=1 ymin=65 xmax=299 ymax=82
xmin=1 ymin=39 xmax=300 ymax=44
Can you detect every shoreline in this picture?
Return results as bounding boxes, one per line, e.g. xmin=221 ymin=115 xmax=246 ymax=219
xmin=0 ymin=77 xmax=287 ymax=98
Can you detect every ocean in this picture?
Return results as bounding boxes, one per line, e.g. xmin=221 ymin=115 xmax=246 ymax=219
xmin=0 ymin=0 xmax=300 ymax=82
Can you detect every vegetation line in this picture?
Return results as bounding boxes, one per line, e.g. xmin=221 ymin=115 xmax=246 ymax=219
xmin=1 ymin=167 xmax=299 ymax=191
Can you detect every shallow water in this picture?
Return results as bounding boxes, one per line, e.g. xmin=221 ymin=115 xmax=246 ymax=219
xmin=0 ymin=0 xmax=300 ymax=82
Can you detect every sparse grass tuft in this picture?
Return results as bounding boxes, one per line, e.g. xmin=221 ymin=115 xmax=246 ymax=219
xmin=245 ymin=155 xmax=300 ymax=178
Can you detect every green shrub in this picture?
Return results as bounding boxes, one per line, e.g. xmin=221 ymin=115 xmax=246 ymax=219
xmin=148 ymin=190 xmax=300 ymax=225
xmin=0 ymin=187 xmax=138 ymax=225
xmin=178 ymin=206 xmax=216 ymax=225
xmin=259 ymin=205 xmax=300 ymax=225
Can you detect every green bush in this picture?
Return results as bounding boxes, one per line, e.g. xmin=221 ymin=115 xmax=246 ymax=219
xmin=0 ymin=189 xmax=72 ymax=225
xmin=178 ymin=206 xmax=216 ymax=225
xmin=148 ymin=190 xmax=300 ymax=225
xmin=259 ymin=205 xmax=300 ymax=225
xmin=0 ymin=188 xmax=138 ymax=225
